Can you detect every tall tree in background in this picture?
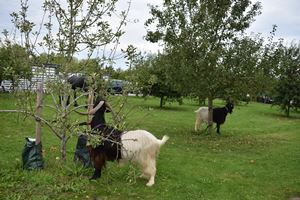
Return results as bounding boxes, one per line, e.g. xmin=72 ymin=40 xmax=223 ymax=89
xmin=254 ymin=26 xmax=283 ymax=98
xmin=221 ymin=34 xmax=264 ymax=100
xmin=130 ymin=54 xmax=182 ymax=108
xmin=0 ymin=42 xmax=31 ymax=91
xmin=145 ymin=0 xmax=262 ymax=133
xmin=148 ymin=54 xmax=182 ymax=108
xmin=272 ymin=43 xmax=300 ymax=117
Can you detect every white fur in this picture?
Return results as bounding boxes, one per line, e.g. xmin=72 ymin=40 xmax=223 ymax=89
xmin=120 ymin=130 xmax=169 ymax=187
xmin=194 ymin=107 xmax=209 ymax=131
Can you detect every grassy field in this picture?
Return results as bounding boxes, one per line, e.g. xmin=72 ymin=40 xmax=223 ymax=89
xmin=0 ymin=93 xmax=300 ymax=200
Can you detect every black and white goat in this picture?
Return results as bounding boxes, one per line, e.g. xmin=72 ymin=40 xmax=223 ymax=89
xmin=79 ymin=96 xmax=169 ymax=187
xmin=194 ymin=102 xmax=234 ymax=134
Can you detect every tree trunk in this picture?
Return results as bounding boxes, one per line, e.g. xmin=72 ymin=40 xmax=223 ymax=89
xmin=12 ymin=78 xmax=15 ymax=92
xmin=207 ymin=97 xmax=213 ymax=134
xmin=35 ymin=82 xmax=43 ymax=145
xmin=61 ymin=131 xmax=67 ymax=162
xmin=160 ymin=96 xmax=164 ymax=108
xmin=286 ymin=105 xmax=290 ymax=117
xmin=198 ymin=96 xmax=205 ymax=106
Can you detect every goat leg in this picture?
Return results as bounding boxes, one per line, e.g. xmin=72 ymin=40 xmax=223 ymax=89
xmin=205 ymin=124 xmax=213 ymax=134
xmin=216 ymin=124 xmax=221 ymax=134
xmin=89 ymin=150 xmax=106 ymax=180
xmin=66 ymin=95 xmax=70 ymax=106
xmin=90 ymin=169 xmax=101 ymax=180
xmin=74 ymin=91 xmax=78 ymax=107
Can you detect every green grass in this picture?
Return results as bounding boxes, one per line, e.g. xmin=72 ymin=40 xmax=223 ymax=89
xmin=0 ymin=93 xmax=300 ymax=200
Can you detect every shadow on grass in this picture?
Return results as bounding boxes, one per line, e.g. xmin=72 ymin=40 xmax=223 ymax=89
xmin=190 ymin=130 xmax=224 ymax=139
xmin=264 ymin=111 xmax=300 ymax=120
xmin=137 ymin=104 xmax=192 ymax=112
xmin=186 ymin=128 xmax=282 ymax=153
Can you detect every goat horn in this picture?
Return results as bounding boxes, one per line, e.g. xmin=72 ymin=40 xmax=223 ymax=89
xmin=88 ymin=101 xmax=104 ymax=115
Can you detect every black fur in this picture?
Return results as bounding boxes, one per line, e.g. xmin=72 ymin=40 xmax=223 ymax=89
xmin=92 ymin=124 xmax=122 ymax=161
xmin=59 ymin=75 xmax=88 ymax=106
xmin=68 ymin=75 xmax=88 ymax=91
xmin=68 ymin=75 xmax=88 ymax=106
xmin=212 ymin=102 xmax=234 ymax=134
xmin=90 ymin=96 xmax=110 ymax=129
xmin=89 ymin=96 xmax=122 ymax=180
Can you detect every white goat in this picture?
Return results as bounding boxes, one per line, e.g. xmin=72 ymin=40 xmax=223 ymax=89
xmin=120 ymin=130 xmax=169 ymax=187
xmin=194 ymin=107 xmax=209 ymax=132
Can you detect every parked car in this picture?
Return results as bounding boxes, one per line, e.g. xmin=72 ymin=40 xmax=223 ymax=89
xmin=107 ymin=79 xmax=129 ymax=94
xmin=0 ymin=80 xmax=12 ymax=92
xmin=256 ymin=95 xmax=274 ymax=104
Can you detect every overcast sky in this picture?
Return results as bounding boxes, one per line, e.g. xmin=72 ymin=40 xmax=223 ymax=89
xmin=1 ymin=0 xmax=300 ymax=69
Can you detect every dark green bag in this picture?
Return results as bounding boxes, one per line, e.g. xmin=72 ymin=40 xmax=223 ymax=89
xmin=73 ymin=134 xmax=92 ymax=167
xmin=22 ymin=138 xmax=44 ymax=170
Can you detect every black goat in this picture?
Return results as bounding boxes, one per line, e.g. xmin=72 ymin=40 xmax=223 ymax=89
xmin=76 ymin=96 xmax=121 ymax=180
xmin=77 ymin=96 xmax=169 ymax=186
xmin=59 ymin=75 xmax=88 ymax=107
xmin=195 ymin=102 xmax=234 ymax=134
xmin=67 ymin=75 xmax=88 ymax=106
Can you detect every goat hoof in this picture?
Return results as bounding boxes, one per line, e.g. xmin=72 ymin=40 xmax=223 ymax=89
xmin=90 ymin=171 xmax=101 ymax=180
xmin=146 ymin=181 xmax=154 ymax=187
xmin=146 ymin=176 xmax=155 ymax=187
xmin=89 ymin=176 xmax=100 ymax=181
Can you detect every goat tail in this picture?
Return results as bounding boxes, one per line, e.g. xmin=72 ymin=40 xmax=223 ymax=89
xmin=158 ymin=135 xmax=169 ymax=147
xmin=195 ymin=107 xmax=204 ymax=113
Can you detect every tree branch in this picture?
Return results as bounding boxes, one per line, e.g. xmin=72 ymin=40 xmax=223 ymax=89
xmin=0 ymin=109 xmax=62 ymax=139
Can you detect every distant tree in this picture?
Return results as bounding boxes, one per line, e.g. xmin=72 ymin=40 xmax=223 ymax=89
xmin=35 ymin=53 xmax=82 ymax=72
xmin=221 ymin=33 xmax=273 ymax=102
xmin=129 ymin=54 xmax=153 ymax=95
xmin=146 ymin=0 xmax=262 ymax=132
xmin=104 ymin=66 xmax=128 ymax=80
xmin=0 ymin=41 xmax=31 ymax=90
xmin=131 ymin=54 xmax=182 ymax=108
xmin=272 ymin=43 xmax=300 ymax=117
xmin=149 ymin=54 xmax=182 ymax=108
xmin=253 ymin=26 xmax=283 ymax=99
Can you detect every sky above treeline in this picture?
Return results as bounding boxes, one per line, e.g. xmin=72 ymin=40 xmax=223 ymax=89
xmin=0 ymin=0 xmax=300 ymax=69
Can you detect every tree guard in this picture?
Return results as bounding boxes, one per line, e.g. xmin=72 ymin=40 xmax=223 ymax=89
xmin=73 ymin=134 xmax=92 ymax=167
xmin=22 ymin=138 xmax=44 ymax=170
xmin=22 ymin=82 xmax=44 ymax=170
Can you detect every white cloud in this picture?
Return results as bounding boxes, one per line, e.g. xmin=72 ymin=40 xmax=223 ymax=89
xmin=248 ymin=0 xmax=300 ymax=41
